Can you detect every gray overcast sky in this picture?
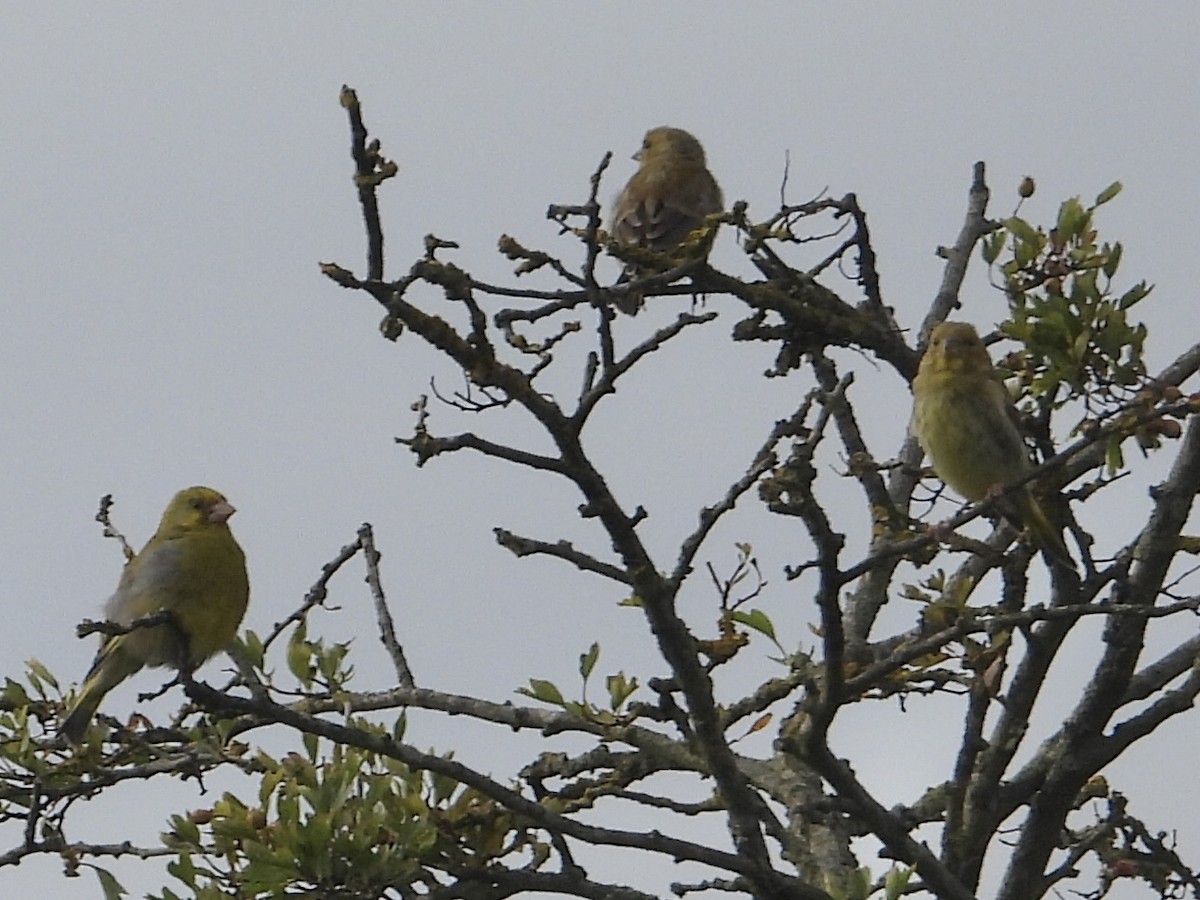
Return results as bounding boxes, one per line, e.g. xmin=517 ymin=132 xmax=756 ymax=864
xmin=3 ymin=5 xmax=1198 ymax=898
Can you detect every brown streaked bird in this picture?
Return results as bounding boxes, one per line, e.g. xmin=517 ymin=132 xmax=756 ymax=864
xmin=910 ymin=321 xmax=1074 ymax=570
xmin=610 ymin=126 xmax=723 ymax=315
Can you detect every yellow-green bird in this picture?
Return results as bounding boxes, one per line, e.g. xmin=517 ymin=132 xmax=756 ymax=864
xmin=911 ymin=322 xmax=1074 ymax=570
xmin=62 ymin=486 xmax=249 ymax=743
xmin=610 ymin=126 xmax=724 ymax=315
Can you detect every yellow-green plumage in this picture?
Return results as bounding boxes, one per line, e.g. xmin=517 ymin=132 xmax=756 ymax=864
xmin=911 ymin=322 xmax=1073 ymax=570
xmin=62 ymin=486 xmax=249 ymax=743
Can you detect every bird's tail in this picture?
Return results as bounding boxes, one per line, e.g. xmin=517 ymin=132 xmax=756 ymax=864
xmin=61 ymin=638 xmax=140 ymax=744
xmin=1016 ymin=490 xmax=1075 ymax=572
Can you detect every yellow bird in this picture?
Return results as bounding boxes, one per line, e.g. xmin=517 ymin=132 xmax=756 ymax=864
xmin=62 ymin=486 xmax=249 ymax=743
xmin=911 ymin=322 xmax=1073 ymax=569
xmin=610 ymin=126 xmax=723 ymax=315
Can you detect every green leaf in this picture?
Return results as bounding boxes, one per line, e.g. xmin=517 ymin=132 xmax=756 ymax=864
xmin=2 ymin=678 xmax=30 ymax=707
xmin=166 ymin=813 xmax=201 ymax=846
xmin=92 ymin=865 xmax=127 ymax=900
xmin=1118 ymin=281 xmax=1152 ymax=310
xmin=606 ymin=672 xmax=639 ymax=710
xmin=521 ymin=679 xmax=565 ymax=706
xmin=1102 ymin=241 xmax=1123 ymax=279
xmin=1056 ymin=197 xmax=1088 ymax=241
xmin=1094 ymin=180 xmax=1122 ymax=206
xmin=1003 ymin=216 xmax=1041 ymax=247
xmin=732 ymin=608 xmax=777 ymax=641
xmin=845 ymin=866 xmax=873 ymax=900
xmin=286 ymin=621 xmax=313 ymax=686
xmin=168 ymin=852 xmax=198 ymax=887
xmin=884 ymin=865 xmax=915 ymax=900
xmin=563 ymin=700 xmax=588 ymax=717
xmin=241 ymin=630 xmax=266 ymax=669
xmin=981 ymin=229 xmax=1006 ymax=265
xmin=579 ymin=642 xmax=599 ymax=680
xmin=25 ymin=658 xmax=58 ymax=692
xmin=302 ymin=730 xmax=319 ymax=761
xmin=1105 ymin=435 xmax=1125 ymax=474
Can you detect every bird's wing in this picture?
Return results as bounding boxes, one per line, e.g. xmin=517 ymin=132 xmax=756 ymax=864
xmin=104 ymin=538 xmax=185 ymax=624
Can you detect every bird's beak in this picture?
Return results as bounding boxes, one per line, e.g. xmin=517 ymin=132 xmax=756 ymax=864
xmin=632 ymin=149 xmax=644 ymax=162
xmin=207 ymin=500 xmax=236 ymax=525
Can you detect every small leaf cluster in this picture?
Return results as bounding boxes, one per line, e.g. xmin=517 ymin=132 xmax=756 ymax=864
xmin=285 ymin=619 xmax=354 ymax=694
xmin=519 ymin=642 xmax=639 ymax=724
xmin=157 ymin=727 xmax=504 ymax=899
xmin=984 ymin=182 xmax=1150 ymax=410
xmin=821 ymin=863 xmax=914 ymax=900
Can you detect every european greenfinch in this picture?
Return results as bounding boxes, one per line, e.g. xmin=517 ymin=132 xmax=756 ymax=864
xmin=911 ymin=322 xmax=1073 ymax=569
xmin=62 ymin=486 xmax=249 ymax=743
xmin=610 ymin=126 xmax=723 ymax=315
